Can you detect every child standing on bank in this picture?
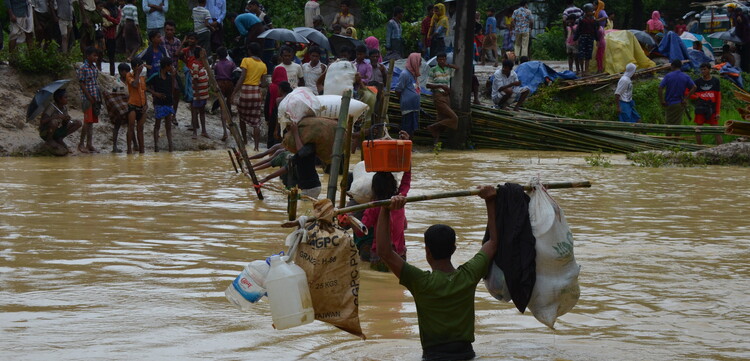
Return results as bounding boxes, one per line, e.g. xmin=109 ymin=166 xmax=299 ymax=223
xmin=77 ymin=46 xmax=102 ymax=153
xmin=126 ymin=58 xmax=148 ymax=154
xmin=565 ymin=16 xmax=580 ymax=73
xmin=190 ymin=47 xmax=210 ymax=139
xmin=147 ymin=57 xmax=176 ymax=152
xmin=574 ymin=4 xmax=599 ymax=76
xmin=213 ymin=47 xmax=236 ymax=141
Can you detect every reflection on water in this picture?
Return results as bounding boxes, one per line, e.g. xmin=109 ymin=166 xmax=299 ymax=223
xmin=1 ymin=150 xmax=748 ymax=360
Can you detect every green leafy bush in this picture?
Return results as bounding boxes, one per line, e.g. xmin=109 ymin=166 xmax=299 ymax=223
xmin=9 ymin=42 xmax=79 ymax=78
xmin=532 ymin=25 xmax=566 ymax=61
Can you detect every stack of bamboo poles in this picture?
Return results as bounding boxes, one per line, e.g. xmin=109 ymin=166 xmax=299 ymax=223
xmin=386 ymin=95 xmax=707 ymax=152
xmin=556 ymin=63 xmax=676 ymax=91
xmin=725 ymin=120 xmax=750 ymax=136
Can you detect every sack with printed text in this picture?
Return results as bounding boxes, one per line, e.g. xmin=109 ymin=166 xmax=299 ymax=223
xmin=526 ymin=180 xmax=581 ymax=328
xmin=291 ymin=199 xmax=365 ymax=339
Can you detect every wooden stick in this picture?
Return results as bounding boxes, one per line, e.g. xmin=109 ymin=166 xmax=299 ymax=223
xmin=201 ymin=52 xmax=264 ymax=200
xmin=326 ymin=89 xmax=352 ymax=203
xmin=339 ymin=115 xmax=355 ymax=208
xmin=288 ymin=187 xmax=298 ymax=221
xmin=281 ymin=181 xmax=592 ymax=227
xmin=228 ymin=150 xmax=239 ymax=173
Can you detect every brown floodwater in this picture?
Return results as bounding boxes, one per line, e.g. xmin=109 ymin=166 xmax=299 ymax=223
xmin=1 ymin=150 xmax=748 ymax=360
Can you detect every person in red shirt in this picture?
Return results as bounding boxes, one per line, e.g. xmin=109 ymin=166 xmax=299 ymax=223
xmin=691 ymin=63 xmax=723 ymax=145
xmin=675 ymin=19 xmax=687 ymax=36
xmin=420 ymin=4 xmax=434 ymax=57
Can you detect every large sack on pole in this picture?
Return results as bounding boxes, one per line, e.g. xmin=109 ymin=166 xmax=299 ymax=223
xmin=282 ymin=117 xmax=340 ymax=165
xmin=292 ymin=200 xmax=365 ymax=339
xmin=347 ymin=161 xmax=402 ymax=204
xmin=317 ymin=95 xmax=369 ymax=122
xmin=526 ymin=181 xmax=581 ymax=329
xmin=323 ymin=60 xmax=356 ymax=96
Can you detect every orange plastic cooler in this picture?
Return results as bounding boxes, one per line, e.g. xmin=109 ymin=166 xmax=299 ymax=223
xmin=362 ymin=124 xmax=412 ymax=172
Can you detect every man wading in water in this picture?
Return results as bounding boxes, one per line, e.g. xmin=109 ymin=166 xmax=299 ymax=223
xmin=375 ymin=186 xmax=499 ymax=360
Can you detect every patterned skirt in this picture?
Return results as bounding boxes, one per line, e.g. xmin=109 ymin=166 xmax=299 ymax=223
xmin=238 ymin=84 xmax=262 ymax=127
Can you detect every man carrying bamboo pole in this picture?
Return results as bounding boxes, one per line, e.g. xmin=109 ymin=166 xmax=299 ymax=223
xmin=374 ymin=185 xmax=498 ymax=360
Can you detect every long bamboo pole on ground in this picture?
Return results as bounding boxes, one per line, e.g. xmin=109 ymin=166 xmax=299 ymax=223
xmin=327 ymin=90 xmax=352 ymax=203
xmin=339 ymin=115 xmax=355 ymax=209
xmin=201 ymin=53 xmax=264 ymax=200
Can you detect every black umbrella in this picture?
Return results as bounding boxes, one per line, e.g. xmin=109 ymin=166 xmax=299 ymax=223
xmin=293 ymin=27 xmax=332 ymax=51
xmin=628 ymin=29 xmax=657 ymax=47
xmin=27 ymin=79 xmax=70 ymax=122
xmin=258 ymin=28 xmax=309 ymax=44
xmin=329 ymin=34 xmax=365 ymax=57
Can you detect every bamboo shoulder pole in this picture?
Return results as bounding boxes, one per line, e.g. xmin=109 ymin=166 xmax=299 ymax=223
xmin=326 ymin=90 xmax=353 ymax=203
xmin=201 ymin=52 xmax=264 ymax=200
xmin=281 ymin=181 xmax=592 ymax=227
xmin=339 ymin=115 xmax=355 ymax=208
xmin=335 ymin=181 xmax=591 ymax=215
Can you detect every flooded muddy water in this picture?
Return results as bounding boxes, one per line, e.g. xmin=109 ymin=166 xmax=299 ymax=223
xmin=1 ymin=150 xmax=748 ymax=360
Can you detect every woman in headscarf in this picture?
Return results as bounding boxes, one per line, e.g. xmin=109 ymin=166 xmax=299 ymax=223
xmin=264 ymin=66 xmax=288 ymax=148
xmin=345 ymin=27 xmax=359 ymax=39
xmin=365 ymin=36 xmax=383 ymax=63
xmin=614 ymin=63 xmax=641 ymax=123
xmin=646 ymin=11 xmax=665 ymax=40
xmin=428 ymin=3 xmax=449 ymax=58
xmin=395 ymin=53 xmax=422 ymax=139
xmin=594 ymin=1 xmax=608 ymax=73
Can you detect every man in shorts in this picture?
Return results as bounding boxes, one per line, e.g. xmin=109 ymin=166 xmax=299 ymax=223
xmin=691 ymin=62 xmax=723 ymax=145
xmin=56 ymin=0 xmax=74 ymax=53
xmin=491 ymin=59 xmax=530 ymax=111
xmin=658 ymin=60 xmax=696 ymax=137
xmin=7 ymin=0 xmax=34 ymax=53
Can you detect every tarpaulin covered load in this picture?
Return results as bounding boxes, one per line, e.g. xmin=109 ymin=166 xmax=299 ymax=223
xmin=515 ymin=61 xmax=577 ymax=94
xmin=603 ymin=30 xmax=656 ymax=74
xmin=657 ymin=31 xmax=690 ymax=64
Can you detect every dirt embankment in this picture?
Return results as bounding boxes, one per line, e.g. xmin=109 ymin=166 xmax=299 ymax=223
xmin=0 ymin=63 xmax=241 ymax=157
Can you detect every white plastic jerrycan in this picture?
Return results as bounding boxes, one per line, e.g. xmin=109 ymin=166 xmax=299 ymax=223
xmin=265 ymin=255 xmax=314 ymax=330
xmin=225 ymin=259 xmax=271 ymax=311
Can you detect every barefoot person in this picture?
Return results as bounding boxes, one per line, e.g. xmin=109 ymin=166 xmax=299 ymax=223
xmin=491 ymin=59 xmax=530 ymax=111
xmin=232 ymin=42 xmax=268 ymax=151
xmin=126 ymin=58 xmax=148 ymax=154
xmin=77 ymin=46 xmax=102 ymax=153
xmin=374 ymin=185 xmax=498 ymax=360
xmin=147 ymin=57 xmax=176 ymax=152
xmin=39 ymin=89 xmax=82 ymax=155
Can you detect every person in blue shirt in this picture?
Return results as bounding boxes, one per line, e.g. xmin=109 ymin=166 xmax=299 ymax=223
xmin=395 ymin=53 xmax=422 ymax=139
xmin=481 ymin=8 xmax=499 ymax=67
xmin=206 ymin=0 xmax=226 ymax=52
xmin=142 ymin=0 xmax=168 ymax=36
xmin=658 ymin=60 xmax=697 ymax=136
xmin=231 ymin=12 xmax=263 ymax=47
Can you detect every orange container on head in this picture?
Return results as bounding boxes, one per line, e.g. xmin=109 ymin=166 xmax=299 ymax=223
xmin=362 ymin=123 xmax=412 ymax=172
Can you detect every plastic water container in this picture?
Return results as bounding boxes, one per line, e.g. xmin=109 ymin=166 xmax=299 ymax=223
xmin=265 ymin=255 xmax=314 ymax=330
xmin=225 ymin=260 xmax=271 ymax=311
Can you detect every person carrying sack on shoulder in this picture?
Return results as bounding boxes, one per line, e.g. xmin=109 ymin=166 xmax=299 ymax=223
xmin=374 ymin=185 xmax=499 ymax=360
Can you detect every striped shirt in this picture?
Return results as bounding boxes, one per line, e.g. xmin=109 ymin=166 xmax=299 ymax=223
xmin=190 ymin=63 xmax=210 ymax=101
xmin=122 ymin=4 xmax=139 ymax=25
xmin=192 ymin=6 xmax=212 ymax=34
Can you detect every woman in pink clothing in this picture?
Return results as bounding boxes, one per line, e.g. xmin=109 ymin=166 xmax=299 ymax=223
xmin=357 ymin=130 xmax=411 ymax=271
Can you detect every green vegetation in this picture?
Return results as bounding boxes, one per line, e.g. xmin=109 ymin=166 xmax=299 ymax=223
xmin=6 ymin=42 xmax=81 ymax=78
xmin=532 ymin=24 xmax=566 ymax=61
xmin=627 ymin=149 xmax=709 ymax=167
xmin=525 ymin=74 xmax=744 ymax=146
xmin=584 ymin=150 xmax=612 ymax=167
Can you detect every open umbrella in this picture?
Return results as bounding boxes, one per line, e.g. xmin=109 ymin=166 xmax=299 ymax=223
xmin=329 ymin=34 xmax=365 ymax=57
xmin=258 ymin=28 xmax=309 ymax=44
xmin=27 ymin=79 xmax=70 ymax=122
xmin=708 ymin=28 xmax=743 ymax=44
xmin=293 ymin=27 xmax=331 ymax=51
xmin=628 ymin=29 xmax=656 ymax=47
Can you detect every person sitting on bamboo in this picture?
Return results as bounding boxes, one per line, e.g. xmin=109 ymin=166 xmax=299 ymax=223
xmin=374 ymin=184 xmax=499 ymax=360
xmin=426 ymin=52 xmax=459 ymax=145
xmin=39 ymin=89 xmax=83 ymax=156
xmin=491 ymin=59 xmax=530 ymax=111
xmin=352 ymin=130 xmax=411 ymax=268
